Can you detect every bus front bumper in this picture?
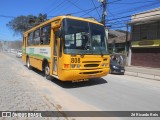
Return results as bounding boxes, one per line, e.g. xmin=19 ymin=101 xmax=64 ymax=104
xmin=59 ymin=68 xmax=110 ymax=81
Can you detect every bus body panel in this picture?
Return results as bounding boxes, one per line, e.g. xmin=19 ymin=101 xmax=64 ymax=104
xmin=58 ymin=68 xmax=109 ymax=81
xmin=58 ymin=54 xmax=110 ymax=81
xmin=22 ymin=16 xmax=110 ymax=81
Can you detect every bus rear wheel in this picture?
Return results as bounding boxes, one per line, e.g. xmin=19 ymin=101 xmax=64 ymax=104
xmin=26 ymin=57 xmax=32 ymax=69
xmin=44 ymin=64 xmax=52 ymax=80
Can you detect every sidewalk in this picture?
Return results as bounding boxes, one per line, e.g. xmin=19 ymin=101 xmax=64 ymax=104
xmin=125 ymin=66 xmax=160 ymax=80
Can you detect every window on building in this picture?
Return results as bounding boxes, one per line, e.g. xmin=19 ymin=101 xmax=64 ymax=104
xmin=158 ymin=22 xmax=160 ymax=39
xmin=132 ymin=22 xmax=160 ymax=41
xmin=148 ymin=23 xmax=157 ymax=40
xmin=33 ymin=29 xmax=40 ymax=45
xmin=41 ymin=24 xmax=51 ymax=45
xmin=140 ymin=24 xmax=148 ymax=40
xmin=132 ymin=25 xmax=140 ymax=41
xmin=28 ymin=32 xmax=33 ymax=46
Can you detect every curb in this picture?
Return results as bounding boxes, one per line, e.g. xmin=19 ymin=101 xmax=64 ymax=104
xmin=125 ymin=71 xmax=160 ymax=81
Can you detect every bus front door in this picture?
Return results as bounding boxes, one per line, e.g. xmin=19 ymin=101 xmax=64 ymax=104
xmin=53 ymin=35 xmax=58 ymax=75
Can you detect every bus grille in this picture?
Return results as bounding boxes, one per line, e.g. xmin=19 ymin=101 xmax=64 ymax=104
xmin=80 ymin=71 xmax=102 ymax=74
xmin=82 ymin=61 xmax=101 ymax=63
xmin=84 ymin=64 xmax=99 ymax=67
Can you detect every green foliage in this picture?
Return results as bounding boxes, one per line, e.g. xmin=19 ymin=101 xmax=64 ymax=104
xmin=6 ymin=13 xmax=47 ymax=36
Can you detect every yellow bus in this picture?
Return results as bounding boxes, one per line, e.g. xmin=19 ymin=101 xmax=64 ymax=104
xmin=22 ymin=15 xmax=110 ymax=81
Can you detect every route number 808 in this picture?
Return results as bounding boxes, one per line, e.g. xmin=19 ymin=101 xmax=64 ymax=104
xmin=71 ymin=58 xmax=80 ymax=63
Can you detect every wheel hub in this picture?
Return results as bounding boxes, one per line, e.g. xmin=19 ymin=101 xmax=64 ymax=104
xmin=45 ymin=66 xmax=50 ymax=75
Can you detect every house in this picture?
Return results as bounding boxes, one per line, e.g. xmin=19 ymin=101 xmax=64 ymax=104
xmin=107 ymin=29 xmax=130 ymax=54
xmin=129 ymin=8 xmax=160 ymax=68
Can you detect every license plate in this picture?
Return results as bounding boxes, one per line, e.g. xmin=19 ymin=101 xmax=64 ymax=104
xmin=121 ymin=70 xmax=124 ymax=72
xmin=88 ymin=74 xmax=96 ymax=77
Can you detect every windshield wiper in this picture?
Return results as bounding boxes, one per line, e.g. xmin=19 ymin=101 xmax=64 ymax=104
xmin=97 ymin=46 xmax=103 ymax=57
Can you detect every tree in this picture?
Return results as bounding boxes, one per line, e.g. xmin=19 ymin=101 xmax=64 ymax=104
xmin=6 ymin=13 xmax=47 ymax=36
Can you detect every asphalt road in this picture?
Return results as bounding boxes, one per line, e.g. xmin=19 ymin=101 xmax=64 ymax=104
xmin=1 ymin=52 xmax=160 ymax=120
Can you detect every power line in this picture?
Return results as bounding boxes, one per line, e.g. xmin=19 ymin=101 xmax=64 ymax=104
xmin=107 ymin=19 xmax=130 ymax=25
xmin=54 ymin=0 xmax=80 ymax=16
xmin=107 ymin=12 xmax=160 ymax=22
xmin=106 ymin=15 xmax=131 ymax=22
xmin=91 ymin=0 xmax=101 ymax=20
xmin=0 ymin=14 xmax=14 ymax=18
xmin=66 ymin=0 xmax=93 ymax=17
xmin=107 ymin=0 xmax=123 ymax=4
xmin=66 ymin=0 xmax=84 ymax=11
xmin=42 ymin=0 xmax=63 ymax=13
xmin=47 ymin=5 xmax=101 ymax=18
xmin=46 ymin=0 xmax=67 ymax=15
xmin=107 ymin=13 xmax=160 ymax=29
xmin=108 ymin=1 xmax=160 ymax=17
xmin=110 ymin=0 xmax=158 ymax=4
xmin=72 ymin=6 xmax=101 ymax=15
xmin=107 ymin=12 xmax=160 ymax=28
xmin=107 ymin=8 xmax=116 ymax=20
xmin=108 ymin=25 xmax=126 ymax=29
xmin=80 ymin=5 xmax=102 ymax=17
xmin=119 ymin=1 xmax=159 ymax=15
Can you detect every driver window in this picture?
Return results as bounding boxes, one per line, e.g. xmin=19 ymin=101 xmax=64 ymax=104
xmin=65 ymin=34 xmax=74 ymax=48
xmin=76 ymin=33 xmax=82 ymax=47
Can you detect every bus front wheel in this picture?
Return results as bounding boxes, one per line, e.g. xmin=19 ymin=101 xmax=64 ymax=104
xmin=26 ymin=57 xmax=32 ymax=69
xmin=44 ymin=64 xmax=52 ymax=80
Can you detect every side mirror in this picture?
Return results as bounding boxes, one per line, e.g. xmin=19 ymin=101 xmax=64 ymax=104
xmin=56 ymin=28 xmax=62 ymax=37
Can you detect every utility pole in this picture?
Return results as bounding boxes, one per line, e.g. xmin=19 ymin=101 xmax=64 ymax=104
xmin=98 ymin=0 xmax=107 ymax=26
xmin=125 ymin=23 xmax=129 ymax=53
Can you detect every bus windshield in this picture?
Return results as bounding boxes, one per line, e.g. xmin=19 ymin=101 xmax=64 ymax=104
xmin=63 ymin=18 xmax=108 ymax=55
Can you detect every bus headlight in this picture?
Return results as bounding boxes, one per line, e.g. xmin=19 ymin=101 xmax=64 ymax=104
xmin=102 ymin=63 xmax=105 ymax=67
xmin=77 ymin=64 xmax=81 ymax=68
xmin=104 ymin=63 xmax=108 ymax=67
xmin=71 ymin=64 xmax=81 ymax=68
xmin=102 ymin=63 xmax=108 ymax=67
xmin=71 ymin=64 xmax=76 ymax=68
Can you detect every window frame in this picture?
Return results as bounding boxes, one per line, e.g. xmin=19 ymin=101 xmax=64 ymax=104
xmin=33 ymin=28 xmax=40 ymax=45
xmin=40 ymin=24 xmax=51 ymax=45
xmin=27 ymin=32 xmax=33 ymax=46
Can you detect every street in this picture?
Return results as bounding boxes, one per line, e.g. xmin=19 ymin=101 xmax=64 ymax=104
xmin=0 ymin=52 xmax=160 ymax=120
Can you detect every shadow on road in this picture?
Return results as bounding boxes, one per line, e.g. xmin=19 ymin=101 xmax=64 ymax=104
xmin=110 ymin=73 xmax=124 ymax=75
xmin=50 ymin=78 xmax=108 ymax=89
xmin=25 ymin=65 xmax=108 ymax=89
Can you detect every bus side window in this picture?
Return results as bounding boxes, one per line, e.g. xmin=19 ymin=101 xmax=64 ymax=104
xmin=23 ymin=37 xmax=25 ymax=46
xmin=41 ymin=24 xmax=51 ymax=45
xmin=33 ymin=29 xmax=40 ymax=45
xmin=28 ymin=32 xmax=33 ymax=46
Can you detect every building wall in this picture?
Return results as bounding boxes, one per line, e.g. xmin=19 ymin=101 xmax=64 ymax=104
xmin=131 ymin=48 xmax=160 ymax=68
xmin=131 ymin=21 xmax=160 ymax=68
xmin=130 ymin=8 xmax=160 ymax=68
xmin=131 ymin=8 xmax=160 ymax=23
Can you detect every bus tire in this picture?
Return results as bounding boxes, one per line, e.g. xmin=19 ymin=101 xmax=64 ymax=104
xmin=26 ymin=57 xmax=32 ymax=69
xmin=44 ymin=63 xmax=52 ymax=80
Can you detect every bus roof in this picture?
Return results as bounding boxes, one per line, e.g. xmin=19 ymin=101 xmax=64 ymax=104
xmin=23 ymin=15 xmax=103 ymax=35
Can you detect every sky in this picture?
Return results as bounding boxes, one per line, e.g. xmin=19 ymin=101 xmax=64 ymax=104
xmin=0 ymin=0 xmax=160 ymax=41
